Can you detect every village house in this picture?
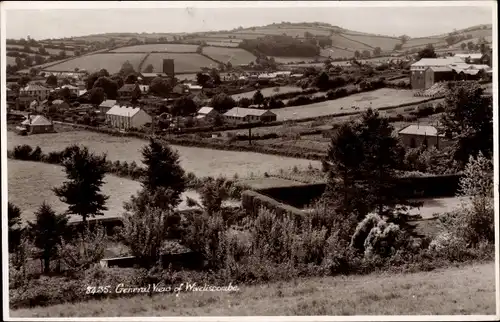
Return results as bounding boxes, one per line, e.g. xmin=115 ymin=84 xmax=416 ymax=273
xmin=6 ymin=88 xmax=18 ymax=102
xmin=196 ymin=106 xmax=220 ymax=121
xmin=16 ymin=96 xmax=36 ymax=110
xmin=117 ymin=83 xmax=142 ymax=101
xmin=223 ymin=107 xmax=277 ymax=123
xmin=172 ymin=84 xmax=190 ymax=97
xmin=139 ymin=85 xmax=149 ymax=95
xmin=105 ymin=105 xmax=152 ymax=130
xmin=18 ymin=114 xmax=55 ymax=135
xmin=398 ymin=124 xmax=446 ymax=149
xmin=140 ymin=72 xmax=169 ymax=83
xmin=19 ymin=83 xmax=51 ymax=101
xmin=186 ymin=84 xmax=203 ymax=95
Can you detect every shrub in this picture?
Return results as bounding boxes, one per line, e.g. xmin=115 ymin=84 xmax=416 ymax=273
xmin=12 ymin=144 xmax=34 ymax=160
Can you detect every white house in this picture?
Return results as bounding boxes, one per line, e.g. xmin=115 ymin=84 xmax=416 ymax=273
xmin=105 ymin=105 xmax=152 ymax=130
xmin=196 ymin=106 xmax=220 ymax=120
xmin=19 ymin=84 xmax=51 ymax=101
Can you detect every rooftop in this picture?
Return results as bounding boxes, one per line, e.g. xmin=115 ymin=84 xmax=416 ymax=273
xmin=21 ymin=115 xmax=52 ymax=126
xmin=454 ymin=53 xmax=483 ymax=60
xmin=99 ymin=99 xmax=117 ymax=108
xmin=398 ymin=125 xmax=444 ymax=137
xmin=21 ymin=84 xmax=50 ymax=91
xmin=427 ymin=66 xmax=453 ymax=72
xmin=118 ymin=84 xmax=139 ymax=92
xmin=224 ymin=107 xmax=276 ymax=118
xmin=198 ymin=106 xmax=216 ymax=115
xmin=106 ymin=105 xmax=146 ymax=117
xmin=411 ymin=57 xmax=464 ymax=68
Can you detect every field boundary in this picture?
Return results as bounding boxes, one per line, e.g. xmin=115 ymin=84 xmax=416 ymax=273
xmin=137 ymin=52 xmax=151 ymax=72
xmin=336 ymin=33 xmax=375 ymax=49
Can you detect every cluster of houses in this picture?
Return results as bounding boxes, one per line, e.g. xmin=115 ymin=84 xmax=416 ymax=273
xmin=410 ymin=52 xmax=492 ymax=90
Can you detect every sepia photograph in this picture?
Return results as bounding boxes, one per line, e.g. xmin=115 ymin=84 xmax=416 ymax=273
xmin=1 ymin=1 xmax=498 ymax=320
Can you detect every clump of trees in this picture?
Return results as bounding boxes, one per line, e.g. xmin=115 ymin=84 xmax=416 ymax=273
xmin=239 ymin=35 xmax=320 ymax=57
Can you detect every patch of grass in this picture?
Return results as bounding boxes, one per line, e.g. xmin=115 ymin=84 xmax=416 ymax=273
xmin=10 ymin=262 xmax=495 ymax=317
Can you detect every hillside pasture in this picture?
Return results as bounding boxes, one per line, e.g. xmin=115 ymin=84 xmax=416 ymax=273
xmin=141 ymin=53 xmax=216 ymax=73
xmin=6 ymin=44 xmax=76 ymax=56
xmin=7 ymin=130 xmax=320 ymax=178
xmin=110 ymin=44 xmax=199 ymax=53
xmin=205 ymin=41 xmax=240 ymax=48
xmin=204 ymin=32 xmax=262 ymax=40
xmin=340 ymin=34 xmax=401 ymax=51
xmin=273 ymin=88 xmax=432 ymax=121
xmin=202 ymin=47 xmax=257 ymax=65
xmin=319 ymin=47 xmax=354 ymax=59
xmin=235 ymin=27 xmax=332 ymax=38
xmin=43 ymin=53 xmax=146 ymax=74
xmin=450 ymin=36 xmax=493 ymax=49
xmin=231 ymin=86 xmax=303 ymax=101
xmin=403 ymin=37 xmax=444 ymax=49
xmin=330 ymin=34 xmax=373 ymax=51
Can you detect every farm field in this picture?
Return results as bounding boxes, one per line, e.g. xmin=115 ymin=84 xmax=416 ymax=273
xmin=6 ymin=44 xmax=76 ymax=56
xmin=110 ymin=44 xmax=199 ymax=53
xmin=7 ymin=160 xmax=218 ymax=225
xmin=319 ymin=47 xmax=354 ymax=59
xmin=11 ymin=262 xmax=495 ymax=316
xmin=450 ymin=36 xmax=493 ymax=49
xmin=403 ymin=37 xmax=444 ymax=49
xmin=205 ymin=41 xmax=240 ymax=48
xmin=340 ymin=34 xmax=400 ymax=51
xmin=235 ymin=27 xmax=332 ymax=38
xmin=231 ymin=86 xmax=302 ymax=101
xmin=329 ymin=34 xmax=373 ymax=51
xmin=141 ymin=53 xmax=216 ymax=73
xmin=202 ymin=46 xmax=256 ymax=65
xmin=7 ymin=131 xmax=320 ymax=178
xmin=273 ymin=88 xmax=431 ymax=121
xmin=43 ymin=53 xmax=146 ymax=74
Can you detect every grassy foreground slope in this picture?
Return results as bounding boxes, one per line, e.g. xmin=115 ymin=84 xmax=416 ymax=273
xmin=11 ymin=262 xmax=496 ymax=317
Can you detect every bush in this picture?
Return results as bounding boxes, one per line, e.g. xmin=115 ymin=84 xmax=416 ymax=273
xmin=12 ymin=145 xmax=34 ymax=160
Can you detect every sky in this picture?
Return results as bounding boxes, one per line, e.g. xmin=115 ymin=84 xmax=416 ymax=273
xmin=2 ymin=2 xmax=494 ymax=40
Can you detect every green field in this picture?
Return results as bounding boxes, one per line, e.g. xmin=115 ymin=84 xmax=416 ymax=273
xmin=6 ymin=44 xmax=76 ymax=56
xmin=231 ymin=86 xmax=302 ymax=101
xmin=341 ymin=34 xmax=401 ymax=51
xmin=206 ymin=41 xmax=240 ymax=48
xmin=235 ymin=26 xmax=332 ymax=38
xmin=43 ymin=53 xmax=146 ymax=73
xmin=7 ymin=160 xmax=217 ymax=224
xmin=110 ymin=44 xmax=199 ymax=53
xmin=141 ymin=53 xmax=216 ymax=73
xmin=202 ymin=46 xmax=256 ymax=66
xmin=7 ymin=130 xmax=320 ymax=178
xmin=274 ymin=88 xmax=431 ymax=121
xmin=403 ymin=37 xmax=445 ymax=49
xmin=319 ymin=47 xmax=355 ymax=59
xmin=10 ymin=262 xmax=495 ymax=316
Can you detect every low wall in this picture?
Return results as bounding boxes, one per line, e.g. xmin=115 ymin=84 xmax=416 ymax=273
xmin=254 ymin=174 xmax=463 ymax=209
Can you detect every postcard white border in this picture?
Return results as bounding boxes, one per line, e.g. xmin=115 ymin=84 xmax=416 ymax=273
xmin=1 ymin=1 xmax=498 ymax=321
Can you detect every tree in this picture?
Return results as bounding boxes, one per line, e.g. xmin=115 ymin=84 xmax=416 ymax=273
xmin=210 ymin=93 xmax=236 ymax=112
xmin=125 ymin=73 xmax=138 ymax=84
xmin=38 ymin=46 xmax=48 ymax=55
xmin=440 ymin=82 xmax=493 ymax=163
xmin=324 ymin=109 xmax=417 ymax=228
xmin=467 ymin=41 xmax=475 ymax=51
xmin=53 ymin=145 xmax=109 ymax=224
xmin=460 ymin=43 xmax=467 ymax=51
xmin=143 ymin=64 xmax=154 ymax=73
xmin=238 ymin=97 xmax=252 ymax=108
xmin=399 ymin=35 xmax=409 ymax=44
xmin=110 ymin=74 xmax=124 ymax=89
xmin=121 ymin=206 xmax=175 ymax=268
xmin=354 ymin=50 xmax=361 ymax=59
xmin=89 ymin=87 xmax=106 ymax=106
xmin=210 ymin=68 xmax=221 ymax=85
xmin=34 ymin=54 xmax=45 ymax=65
xmin=196 ymin=72 xmax=210 ymax=87
xmin=58 ymin=50 xmax=67 ymax=59
xmin=58 ymin=225 xmax=106 ymax=272
xmin=27 ymin=202 xmax=69 ymax=274
xmin=172 ymin=96 xmax=197 ymax=117
xmin=59 ymin=87 xmax=71 ymax=101
xmin=93 ymin=76 xmax=119 ymax=99
xmin=18 ymin=75 xmax=31 ymax=88
xmin=373 ymin=47 xmax=382 ymax=56
xmin=393 ymin=43 xmax=403 ymax=51
xmin=140 ymin=138 xmax=186 ymax=205
xmin=315 ymin=71 xmax=330 ymax=90
xmin=119 ymin=60 xmax=136 ymax=76
xmin=304 ymin=31 xmax=314 ymax=39
xmin=8 ymin=203 xmax=23 ymax=253
xmin=252 ymin=90 xmax=264 ymax=107
xmin=150 ymin=77 xmax=171 ymax=97
xmin=417 ymin=44 xmax=437 ymax=59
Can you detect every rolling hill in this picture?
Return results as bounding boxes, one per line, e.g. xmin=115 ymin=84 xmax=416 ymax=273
xmin=7 ymin=22 xmax=492 ymax=74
